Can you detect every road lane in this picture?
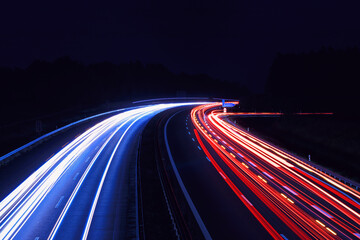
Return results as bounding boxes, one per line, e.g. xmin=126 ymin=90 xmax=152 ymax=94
xmin=190 ymin=103 xmax=360 ymax=239
xmin=2 ymin=101 xmax=358 ymax=239
xmin=0 ymin=103 xmax=204 ymax=240
xmin=165 ymin=110 xmax=273 ymax=239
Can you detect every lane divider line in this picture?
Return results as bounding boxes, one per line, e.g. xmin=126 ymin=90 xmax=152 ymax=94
xmin=165 ymin=112 xmax=212 ymax=240
xmin=81 ymin=112 xmax=149 ymax=239
xmin=55 ymin=196 xmax=64 ymax=209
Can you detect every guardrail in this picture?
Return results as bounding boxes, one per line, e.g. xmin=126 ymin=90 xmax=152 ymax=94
xmin=226 ymin=118 xmax=360 ymax=191
xmin=0 ymin=107 xmax=136 ymax=165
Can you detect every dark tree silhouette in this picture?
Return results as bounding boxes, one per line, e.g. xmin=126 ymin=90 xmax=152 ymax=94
xmin=0 ymin=57 xmax=247 ymax=125
xmin=264 ymin=47 xmax=360 ymax=115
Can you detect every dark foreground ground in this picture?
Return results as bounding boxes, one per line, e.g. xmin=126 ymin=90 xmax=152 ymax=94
xmin=230 ymin=114 xmax=360 ymax=182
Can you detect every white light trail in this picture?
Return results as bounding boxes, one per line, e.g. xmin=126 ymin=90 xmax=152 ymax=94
xmin=0 ymin=102 xmax=206 ymax=240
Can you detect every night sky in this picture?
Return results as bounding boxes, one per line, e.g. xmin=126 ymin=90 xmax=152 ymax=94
xmin=1 ymin=0 xmax=360 ymax=91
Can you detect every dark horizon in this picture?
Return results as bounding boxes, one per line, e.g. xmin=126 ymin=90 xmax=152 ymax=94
xmin=2 ymin=0 xmax=360 ymax=92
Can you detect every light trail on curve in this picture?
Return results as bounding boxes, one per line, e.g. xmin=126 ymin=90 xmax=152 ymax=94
xmin=0 ymin=102 xmax=205 ymax=240
xmin=191 ymin=103 xmax=360 ymax=240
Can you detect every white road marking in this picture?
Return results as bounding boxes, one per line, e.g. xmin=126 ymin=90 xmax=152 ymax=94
xmin=55 ymin=196 xmax=65 ymax=209
xmin=73 ymin=172 xmax=80 ymax=181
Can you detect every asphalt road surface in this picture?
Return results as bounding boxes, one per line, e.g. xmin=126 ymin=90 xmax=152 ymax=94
xmin=1 ymin=102 xmax=359 ymax=240
xmin=0 ymin=103 xmax=201 ymax=240
xmin=187 ymin=103 xmax=360 ymax=239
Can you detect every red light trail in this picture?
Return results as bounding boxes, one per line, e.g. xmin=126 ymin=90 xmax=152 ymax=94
xmin=191 ymin=103 xmax=360 ymax=239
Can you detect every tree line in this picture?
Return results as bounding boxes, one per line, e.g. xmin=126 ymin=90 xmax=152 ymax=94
xmin=0 ymin=57 xmax=247 ymax=125
xmin=263 ymin=47 xmax=360 ymax=115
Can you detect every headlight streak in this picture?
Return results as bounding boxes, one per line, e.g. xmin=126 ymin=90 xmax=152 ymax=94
xmin=0 ymin=102 xmax=206 ymax=240
xmin=48 ymin=111 xmax=143 ymax=240
xmin=81 ymin=109 xmax=157 ymax=240
xmin=0 ymin=117 xmax=123 ymax=239
xmin=191 ymin=103 xmax=360 ymax=239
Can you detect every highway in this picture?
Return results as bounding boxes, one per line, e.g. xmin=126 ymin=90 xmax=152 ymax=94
xmin=1 ymin=101 xmax=359 ymax=239
xmin=0 ymin=103 xmax=202 ymax=240
xmin=185 ymin=103 xmax=360 ymax=239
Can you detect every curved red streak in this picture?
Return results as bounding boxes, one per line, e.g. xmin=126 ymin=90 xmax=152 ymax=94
xmin=194 ymin=129 xmax=283 ymax=240
xmin=191 ymin=103 xmax=358 ymax=239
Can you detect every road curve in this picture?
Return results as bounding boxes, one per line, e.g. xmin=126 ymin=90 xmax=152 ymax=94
xmin=0 ymin=103 xmax=204 ymax=240
xmin=189 ymin=103 xmax=360 ymax=239
xmin=1 ymin=101 xmax=359 ymax=240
